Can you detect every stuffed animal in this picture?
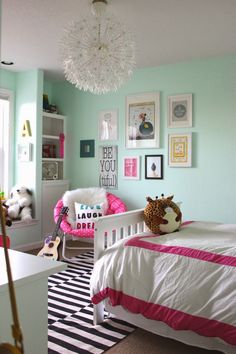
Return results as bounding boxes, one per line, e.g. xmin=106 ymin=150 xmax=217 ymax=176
xmin=144 ymin=194 xmax=182 ymax=234
xmin=5 ymin=185 xmax=33 ymax=222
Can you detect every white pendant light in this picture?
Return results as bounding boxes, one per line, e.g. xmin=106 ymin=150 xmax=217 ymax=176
xmin=60 ymin=0 xmax=136 ymax=94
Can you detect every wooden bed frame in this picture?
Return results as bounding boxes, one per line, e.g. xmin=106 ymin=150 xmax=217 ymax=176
xmin=93 ymin=209 xmax=235 ymax=354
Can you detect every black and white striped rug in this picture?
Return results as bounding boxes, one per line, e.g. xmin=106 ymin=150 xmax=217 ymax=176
xmin=48 ymin=251 xmax=136 ymax=353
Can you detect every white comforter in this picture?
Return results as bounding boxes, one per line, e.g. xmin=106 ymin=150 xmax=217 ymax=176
xmin=90 ymin=221 xmax=236 ymax=345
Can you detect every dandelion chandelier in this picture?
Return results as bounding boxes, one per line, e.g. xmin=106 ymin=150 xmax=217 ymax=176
xmin=60 ymin=0 xmax=136 ymax=94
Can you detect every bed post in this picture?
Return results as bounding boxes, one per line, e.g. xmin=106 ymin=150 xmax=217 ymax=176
xmin=93 ymin=303 xmax=105 ymax=325
xmin=93 ymin=218 xmax=106 ymax=325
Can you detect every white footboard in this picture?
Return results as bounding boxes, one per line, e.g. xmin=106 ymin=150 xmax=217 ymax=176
xmin=93 ymin=208 xmax=145 ymax=325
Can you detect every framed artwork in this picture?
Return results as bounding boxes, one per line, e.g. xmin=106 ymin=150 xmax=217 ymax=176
xmin=168 ymin=133 xmax=192 ymax=167
xmin=99 ymin=145 xmax=118 ymax=189
xmin=123 ymin=156 xmax=140 ymax=180
xmin=99 ymin=110 xmax=118 ymax=141
xmin=80 ymin=140 xmax=95 ymax=158
xmin=126 ymin=92 xmax=160 ymax=149
xmin=17 ymin=142 xmax=32 ymax=162
xmin=168 ymin=94 xmax=192 ymax=128
xmin=145 ymin=155 xmax=163 ymax=179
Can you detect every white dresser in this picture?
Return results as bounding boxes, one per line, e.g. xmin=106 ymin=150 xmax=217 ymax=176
xmin=0 ymin=249 xmax=67 ymax=354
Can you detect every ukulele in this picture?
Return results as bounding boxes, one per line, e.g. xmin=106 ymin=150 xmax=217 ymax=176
xmin=37 ymin=206 xmax=69 ymax=260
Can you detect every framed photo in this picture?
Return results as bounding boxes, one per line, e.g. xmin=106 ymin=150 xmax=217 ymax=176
xmin=126 ymin=92 xmax=160 ymax=149
xmin=99 ymin=110 xmax=118 ymax=141
xmin=168 ymin=133 xmax=192 ymax=167
xmin=17 ymin=142 xmax=32 ymax=162
xmin=168 ymin=94 xmax=192 ymax=128
xmin=123 ymin=156 xmax=140 ymax=180
xmin=145 ymin=155 xmax=163 ymax=179
xmin=80 ymin=140 xmax=95 ymax=158
xmin=99 ymin=145 xmax=118 ymax=189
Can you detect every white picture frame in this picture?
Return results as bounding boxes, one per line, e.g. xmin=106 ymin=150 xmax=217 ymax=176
xmin=98 ymin=110 xmax=118 ymax=141
xmin=168 ymin=94 xmax=192 ymax=128
xmin=17 ymin=142 xmax=32 ymax=162
xmin=126 ymin=92 xmax=160 ymax=149
xmin=123 ymin=156 xmax=140 ymax=180
xmin=168 ymin=133 xmax=192 ymax=167
xmin=99 ymin=145 xmax=118 ymax=189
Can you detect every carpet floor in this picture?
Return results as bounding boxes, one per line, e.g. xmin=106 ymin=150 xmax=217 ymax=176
xmin=47 ymin=251 xmax=136 ymax=353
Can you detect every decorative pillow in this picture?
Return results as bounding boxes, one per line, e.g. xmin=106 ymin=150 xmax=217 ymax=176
xmin=75 ymin=202 xmax=106 ymax=231
xmin=144 ymin=195 xmax=182 ymax=234
xmin=63 ymin=187 xmax=108 ymax=227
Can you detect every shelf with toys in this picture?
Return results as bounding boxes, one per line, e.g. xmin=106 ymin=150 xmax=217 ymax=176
xmin=42 ymin=112 xmax=66 ymax=181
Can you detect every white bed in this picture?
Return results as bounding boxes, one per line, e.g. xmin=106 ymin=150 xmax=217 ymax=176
xmin=91 ymin=209 xmax=236 ymax=354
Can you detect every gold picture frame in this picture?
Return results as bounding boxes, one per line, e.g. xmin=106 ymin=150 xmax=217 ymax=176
xmin=168 ymin=133 xmax=192 ymax=167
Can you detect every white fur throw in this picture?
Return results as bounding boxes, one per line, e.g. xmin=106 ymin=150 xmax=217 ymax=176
xmin=63 ymin=187 xmax=108 ymax=227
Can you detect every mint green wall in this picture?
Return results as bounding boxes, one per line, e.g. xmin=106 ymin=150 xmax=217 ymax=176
xmin=51 ymin=55 xmax=236 ymax=224
xmin=0 ymin=69 xmax=16 ymax=90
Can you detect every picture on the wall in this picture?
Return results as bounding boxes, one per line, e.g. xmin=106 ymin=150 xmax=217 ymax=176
xmin=168 ymin=133 xmax=192 ymax=167
xmin=123 ymin=156 xmax=140 ymax=180
xmin=99 ymin=145 xmax=118 ymax=189
xmin=126 ymin=92 xmax=160 ymax=149
xmin=98 ymin=109 xmax=118 ymax=141
xmin=145 ymin=155 xmax=163 ymax=179
xmin=80 ymin=140 xmax=95 ymax=158
xmin=18 ymin=142 xmax=33 ymax=162
xmin=168 ymin=94 xmax=192 ymax=128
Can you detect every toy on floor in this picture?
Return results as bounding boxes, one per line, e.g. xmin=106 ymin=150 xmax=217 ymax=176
xmin=144 ymin=194 xmax=182 ymax=234
xmin=5 ymin=185 xmax=33 ymax=222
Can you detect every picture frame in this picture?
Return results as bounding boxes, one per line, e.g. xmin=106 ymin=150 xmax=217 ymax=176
xmin=126 ymin=92 xmax=160 ymax=149
xmin=17 ymin=142 xmax=33 ymax=162
xmin=168 ymin=94 xmax=192 ymax=128
xmin=168 ymin=133 xmax=192 ymax=167
xmin=98 ymin=109 xmax=118 ymax=141
xmin=99 ymin=145 xmax=118 ymax=189
xmin=123 ymin=156 xmax=140 ymax=180
xmin=145 ymin=155 xmax=163 ymax=179
xmin=80 ymin=140 xmax=95 ymax=158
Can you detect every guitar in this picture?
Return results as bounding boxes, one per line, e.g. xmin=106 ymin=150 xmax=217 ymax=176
xmin=37 ymin=206 xmax=69 ymax=260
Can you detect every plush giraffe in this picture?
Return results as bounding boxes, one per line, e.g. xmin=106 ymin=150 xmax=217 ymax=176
xmin=144 ymin=194 xmax=182 ymax=234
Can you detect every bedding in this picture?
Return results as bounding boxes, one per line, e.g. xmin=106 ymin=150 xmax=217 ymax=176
xmin=91 ymin=221 xmax=236 ymax=346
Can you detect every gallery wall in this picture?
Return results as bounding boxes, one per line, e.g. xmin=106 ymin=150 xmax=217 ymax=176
xmin=49 ymin=54 xmax=236 ymax=224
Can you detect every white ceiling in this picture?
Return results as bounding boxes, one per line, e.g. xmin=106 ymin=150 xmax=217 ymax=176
xmin=1 ymin=0 xmax=236 ymax=81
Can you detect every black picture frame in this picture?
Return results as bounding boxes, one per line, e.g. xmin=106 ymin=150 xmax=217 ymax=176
xmin=145 ymin=155 xmax=163 ymax=179
xmin=80 ymin=140 xmax=95 ymax=158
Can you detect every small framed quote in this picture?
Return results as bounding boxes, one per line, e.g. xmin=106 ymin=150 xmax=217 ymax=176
xmin=168 ymin=133 xmax=192 ymax=167
xmin=99 ymin=145 xmax=118 ymax=189
xmin=145 ymin=155 xmax=163 ymax=179
xmin=168 ymin=94 xmax=192 ymax=128
xmin=123 ymin=156 xmax=140 ymax=180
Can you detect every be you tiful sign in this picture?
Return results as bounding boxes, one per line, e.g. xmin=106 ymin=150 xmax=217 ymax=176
xmin=99 ymin=145 xmax=118 ymax=189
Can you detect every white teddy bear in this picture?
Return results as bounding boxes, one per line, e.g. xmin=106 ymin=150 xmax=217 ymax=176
xmin=5 ymin=185 xmax=33 ymax=222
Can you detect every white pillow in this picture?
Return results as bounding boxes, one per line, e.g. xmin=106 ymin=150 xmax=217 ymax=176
xmin=75 ymin=202 xmax=106 ymax=231
xmin=63 ymin=187 xmax=108 ymax=226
